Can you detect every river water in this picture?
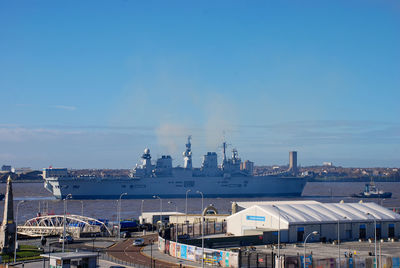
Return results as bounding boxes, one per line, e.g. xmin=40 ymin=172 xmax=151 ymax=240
xmin=1 ymin=181 xmax=399 ymax=223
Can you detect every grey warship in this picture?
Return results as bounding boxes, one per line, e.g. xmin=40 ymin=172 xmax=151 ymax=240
xmin=43 ymin=137 xmax=307 ymax=199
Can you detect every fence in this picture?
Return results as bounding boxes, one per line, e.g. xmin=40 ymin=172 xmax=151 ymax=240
xmin=239 ymin=251 xmax=274 ymax=267
xmin=170 ymin=221 xmax=227 ymax=240
xmin=159 ymin=236 xmax=239 ymax=268
xmin=238 ymin=253 xmax=400 ymax=268
xmin=98 ymin=251 xmax=152 ymax=268
xmin=159 ymin=237 xmax=400 ymax=268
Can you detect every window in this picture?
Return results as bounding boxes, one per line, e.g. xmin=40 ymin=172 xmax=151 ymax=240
xmin=297 ymin=227 xmax=304 ymax=242
xmin=359 ymin=224 xmax=366 ymax=239
xmin=376 ymin=224 xmax=381 ymax=239
xmin=388 ymin=224 xmax=395 ymax=238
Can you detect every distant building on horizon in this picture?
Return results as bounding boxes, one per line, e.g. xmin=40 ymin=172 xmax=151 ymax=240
xmin=1 ymin=165 xmax=12 ymax=172
xmin=240 ymin=160 xmax=254 ymax=174
xmin=288 ymin=151 xmax=298 ymax=176
xmin=12 ymin=167 xmax=32 ymax=174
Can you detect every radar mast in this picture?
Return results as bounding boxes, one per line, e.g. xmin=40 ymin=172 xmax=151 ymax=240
xmin=183 ymin=135 xmax=192 ymax=169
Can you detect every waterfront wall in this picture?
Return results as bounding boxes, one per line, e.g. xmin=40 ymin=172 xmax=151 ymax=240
xmin=158 ymin=236 xmax=400 ymax=268
xmin=158 ymin=236 xmax=239 ymax=267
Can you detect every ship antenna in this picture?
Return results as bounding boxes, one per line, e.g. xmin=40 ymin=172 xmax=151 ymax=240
xmin=222 ymin=141 xmax=227 ymax=164
xmin=187 ymin=135 xmax=192 ymax=149
xmin=183 ymin=135 xmax=192 ymax=169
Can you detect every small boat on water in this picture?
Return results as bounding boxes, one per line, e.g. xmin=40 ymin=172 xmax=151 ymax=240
xmin=352 ymin=182 xmax=392 ymax=198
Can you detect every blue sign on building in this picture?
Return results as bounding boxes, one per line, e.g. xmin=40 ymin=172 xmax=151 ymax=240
xmin=246 ymin=215 xmax=265 ymax=222
xmin=349 ymin=257 xmax=353 ymax=268
xmin=300 ymin=255 xmax=312 ymax=268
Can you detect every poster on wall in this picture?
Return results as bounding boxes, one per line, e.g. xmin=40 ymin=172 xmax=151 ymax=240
xmin=229 ymin=252 xmax=239 ymax=268
xmin=313 ymin=258 xmax=335 ymax=268
xmin=195 ymin=247 xmax=203 ymax=262
xmin=176 ymin=243 xmax=181 ymax=258
xmin=165 ymin=240 xmax=170 ymax=255
xmin=158 ymin=237 xmax=164 ymax=251
xmin=187 ymin=246 xmax=195 ymax=261
xmin=204 ymin=248 xmax=215 ymax=265
xmin=301 ymin=255 xmax=312 ymax=268
xmin=223 ymin=251 xmax=230 ymax=267
xmin=180 ymin=244 xmax=187 ymax=260
xmin=212 ymin=251 xmax=223 ymax=266
xmin=170 ymin=241 xmax=176 ymax=257
xmin=392 ymin=257 xmax=400 ymax=268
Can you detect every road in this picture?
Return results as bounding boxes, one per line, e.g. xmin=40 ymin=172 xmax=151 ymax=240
xmin=22 ymin=234 xmax=191 ymax=267
xmin=106 ymin=234 xmax=182 ymax=268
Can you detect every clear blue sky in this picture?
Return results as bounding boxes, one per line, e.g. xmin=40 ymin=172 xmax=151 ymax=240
xmin=1 ymin=0 xmax=399 ymax=169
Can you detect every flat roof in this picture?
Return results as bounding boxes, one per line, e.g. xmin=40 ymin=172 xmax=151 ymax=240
xmin=41 ymin=252 xmax=98 ymax=260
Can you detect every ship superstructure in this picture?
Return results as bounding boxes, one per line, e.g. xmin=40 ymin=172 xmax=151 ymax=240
xmin=43 ymin=137 xmax=307 ymax=199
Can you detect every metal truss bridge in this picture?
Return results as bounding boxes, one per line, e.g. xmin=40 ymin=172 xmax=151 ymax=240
xmin=18 ymin=214 xmax=112 ymax=238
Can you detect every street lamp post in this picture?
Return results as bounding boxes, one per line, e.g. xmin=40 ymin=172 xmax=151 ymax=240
xmin=118 ymin=193 xmax=127 ymax=240
xmin=272 ymin=205 xmax=281 ymax=267
xmin=80 ymin=201 xmax=83 ymax=216
xmin=337 ymin=216 xmax=348 ymax=268
xmin=150 ymin=239 xmax=153 ymax=268
xmin=366 ymin=212 xmax=377 ymax=268
xmin=140 ymin=200 xmax=144 ymax=224
xmin=14 ymin=200 xmax=25 ymax=263
xmin=197 ymin=191 xmax=204 ymax=268
xmin=153 ymin=195 xmax=162 ymax=230
xmin=168 ymin=201 xmax=179 ymax=242
xmin=338 ymin=218 xmax=341 ymax=268
xmin=303 ymin=231 xmax=318 ymax=268
xmin=185 ymin=189 xmax=191 ymax=224
xmin=379 ymin=241 xmax=382 ymax=268
xmin=62 ymin=193 xmax=72 ymax=252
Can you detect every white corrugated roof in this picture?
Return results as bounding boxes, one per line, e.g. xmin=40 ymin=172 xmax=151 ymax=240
xmin=142 ymin=212 xmax=184 ymax=216
xmin=235 ymin=201 xmax=400 ymax=224
xmin=236 ymin=200 xmax=319 ymax=209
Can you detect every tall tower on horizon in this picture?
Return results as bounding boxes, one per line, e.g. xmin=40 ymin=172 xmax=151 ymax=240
xmin=289 ymin=151 xmax=298 ymax=176
xmin=0 ymin=176 xmax=16 ymax=254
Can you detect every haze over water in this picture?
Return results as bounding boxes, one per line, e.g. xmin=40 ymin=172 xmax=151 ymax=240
xmin=1 ymin=182 xmax=399 ymax=224
xmin=2 ymin=1 xmax=400 ymax=169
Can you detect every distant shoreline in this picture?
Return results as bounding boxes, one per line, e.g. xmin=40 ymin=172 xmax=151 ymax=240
xmin=2 ymin=178 xmax=400 ymax=184
xmin=0 ymin=180 xmax=43 ymax=183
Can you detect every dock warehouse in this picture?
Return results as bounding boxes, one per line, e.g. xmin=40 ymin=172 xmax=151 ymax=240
xmin=140 ymin=211 xmax=184 ymax=225
xmin=227 ymin=201 xmax=400 ymax=243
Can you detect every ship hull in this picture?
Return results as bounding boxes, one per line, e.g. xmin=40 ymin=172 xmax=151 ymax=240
xmin=44 ymin=176 xmax=307 ymax=200
xmin=351 ymin=192 xmax=392 ymax=198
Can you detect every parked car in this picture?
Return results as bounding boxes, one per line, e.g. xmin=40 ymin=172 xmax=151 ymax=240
xmin=139 ymin=223 xmax=154 ymax=231
xmin=121 ymin=231 xmax=131 ymax=238
xmin=133 ymin=238 xmax=145 ymax=246
xmin=178 ymin=234 xmax=190 ymax=240
xmin=59 ymin=235 xmax=74 ymax=244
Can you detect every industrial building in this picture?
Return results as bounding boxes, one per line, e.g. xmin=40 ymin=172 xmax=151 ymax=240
xmin=41 ymin=252 xmax=98 ymax=268
xmin=227 ymin=201 xmax=400 ymax=243
xmin=140 ymin=211 xmax=184 ymax=225
xmin=288 ymin=151 xmax=297 ymax=175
